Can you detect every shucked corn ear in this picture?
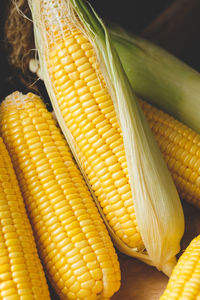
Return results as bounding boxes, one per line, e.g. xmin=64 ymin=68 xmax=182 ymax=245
xmin=0 ymin=91 xmax=121 ymax=300
xmin=140 ymin=100 xmax=200 ymax=208
xmin=160 ymin=235 xmax=200 ymax=299
xmin=0 ymin=136 xmax=50 ymax=299
xmin=27 ymin=0 xmax=184 ymax=275
xmin=109 ymin=24 xmax=200 ymax=134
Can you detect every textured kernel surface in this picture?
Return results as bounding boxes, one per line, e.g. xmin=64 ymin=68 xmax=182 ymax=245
xmin=0 ymin=137 xmax=50 ymax=299
xmin=160 ymin=235 xmax=200 ymax=299
xmin=0 ymin=91 xmax=121 ymax=300
xmin=141 ymin=100 xmax=200 ymax=207
xmin=42 ymin=0 xmax=143 ymax=250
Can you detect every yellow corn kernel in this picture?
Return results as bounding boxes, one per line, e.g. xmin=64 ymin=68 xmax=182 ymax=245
xmin=0 ymin=91 xmax=121 ymax=300
xmin=160 ymin=235 xmax=200 ymax=299
xmin=41 ymin=2 xmax=144 ymax=251
xmin=0 ymin=137 xmax=50 ymax=299
xmin=140 ymin=100 xmax=200 ymax=208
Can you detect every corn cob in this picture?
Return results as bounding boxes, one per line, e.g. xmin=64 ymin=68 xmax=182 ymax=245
xmin=27 ymin=0 xmax=184 ymax=275
xmin=31 ymin=0 xmax=143 ymax=251
xmin=160 ymin=235 xmax=200 ymax=299
xmin=48 ymin=3 xmax=145 ymax=252
xmin=45 ymin=21 xmax=143 ymax=251
xmin=0 ymin=91 xmax=121 ymax=300
xmin=0 ymin=136 xmax=50 ymax=299
xmin=140 ymin=99 xmax=200 ymax=208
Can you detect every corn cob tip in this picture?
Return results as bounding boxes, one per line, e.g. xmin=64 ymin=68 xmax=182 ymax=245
xmin=0 ymin=91 xmax=36 ymax=110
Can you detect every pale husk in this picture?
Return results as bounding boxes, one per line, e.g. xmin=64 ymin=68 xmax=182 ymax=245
xmin=27 ymin=0 xmax=184 ymax=275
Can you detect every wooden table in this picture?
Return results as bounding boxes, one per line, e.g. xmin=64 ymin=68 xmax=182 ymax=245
xmin=112 ymin=253 xmax=167 ymax=300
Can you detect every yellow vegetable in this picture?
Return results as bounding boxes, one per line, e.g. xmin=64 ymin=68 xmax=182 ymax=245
xmin=160 ymin=235 xmax=200 ymax=299
xmin=141 ymin=100 xmax=200 ymax=208
xmin=0 ymin=136 xmax=50 ymax=299
xmin=27 ymin=0 xmax=184 ymax=276
xmin=0 ymin=91 xmax=121 ymax=300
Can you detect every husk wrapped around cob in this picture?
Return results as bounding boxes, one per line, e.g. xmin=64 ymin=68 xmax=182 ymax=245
xmin=26 ymin=0 xmax=184 ymax=276
xmin=109 ymin=24 xmax=200 ymax=134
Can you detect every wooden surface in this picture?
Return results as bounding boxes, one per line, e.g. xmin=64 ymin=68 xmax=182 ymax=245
xmin=112 ymin=254 xmax=167 ymax=300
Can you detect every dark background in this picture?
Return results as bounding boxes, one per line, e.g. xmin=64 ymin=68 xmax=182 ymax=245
xmin=89 ymin=1 xmax=173 ymax=33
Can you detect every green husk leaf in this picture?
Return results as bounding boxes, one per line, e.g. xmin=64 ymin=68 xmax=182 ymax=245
xmin=27 ymin=0 xmax=184 ymax=275
xmin=109 ymin=23 xmax=200 ymax=133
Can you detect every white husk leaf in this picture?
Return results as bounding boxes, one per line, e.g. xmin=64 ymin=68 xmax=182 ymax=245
xmin=27 ymin=0 xmax=184 ymax=275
